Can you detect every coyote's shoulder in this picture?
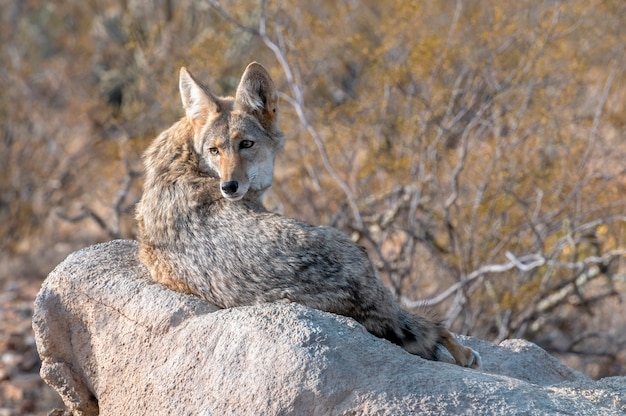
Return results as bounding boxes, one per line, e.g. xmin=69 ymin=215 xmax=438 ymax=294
xmin=135 ymin=62 xmax=480 ymax=368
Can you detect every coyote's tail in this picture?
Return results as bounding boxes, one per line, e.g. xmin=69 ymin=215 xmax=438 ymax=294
xmin=380 ymin=309 xmax=481 ymax=368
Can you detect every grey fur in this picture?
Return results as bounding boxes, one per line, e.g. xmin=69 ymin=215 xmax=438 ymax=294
xmin=135 ymin=63 xmax=480 ymax=368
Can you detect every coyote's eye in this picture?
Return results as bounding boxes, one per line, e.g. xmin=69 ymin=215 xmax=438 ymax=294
xmin=209 ymin=148 xmax=219 ymax=155
xmin=240 ymin=140 xmax=254 ymax=149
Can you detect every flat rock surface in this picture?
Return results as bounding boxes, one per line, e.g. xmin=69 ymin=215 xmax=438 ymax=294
xmin=33 ymin=240 xmax=626 ymax=415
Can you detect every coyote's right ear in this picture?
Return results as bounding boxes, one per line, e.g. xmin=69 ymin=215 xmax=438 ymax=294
xmin=179 ymin=67 xmax=219 ymax=121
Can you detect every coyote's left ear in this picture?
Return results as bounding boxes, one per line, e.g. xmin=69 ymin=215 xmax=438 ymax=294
xmin=234 ymin=62 xmax=279 ymax=126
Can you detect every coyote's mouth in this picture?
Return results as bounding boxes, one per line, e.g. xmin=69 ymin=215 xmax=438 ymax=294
xmin=221 ymin=192 xmax=245 ymax=202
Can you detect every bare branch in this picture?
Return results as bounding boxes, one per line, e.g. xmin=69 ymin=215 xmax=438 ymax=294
xmin=56 ymin=205 xmax=121 ymax=240
xmin=55 ymin=162 xmax=140 ymax=241
xmin=426 ymin=0 xmax=462 ymax=88
xmin=206 ymin=0 xmax=259 ymax=35
xmin=403 ymin=248 xmax=626 ymax=309
xmin=581 ymin=60 xmax=618 ymax=170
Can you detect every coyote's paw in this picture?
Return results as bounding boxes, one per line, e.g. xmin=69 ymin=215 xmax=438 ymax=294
xmin=436 ymin=344 xmax=481 ymax=368
xmin=438 ymin=330 xmax=481 ymax=368
xmin=462 ymin=347 xmax=481 ymax=368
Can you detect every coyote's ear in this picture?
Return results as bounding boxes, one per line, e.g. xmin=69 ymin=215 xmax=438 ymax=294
xmin=234 ymin=62 xmax=278 ymax=124
xmin=179 ymin=67 xmax=219 ymax=121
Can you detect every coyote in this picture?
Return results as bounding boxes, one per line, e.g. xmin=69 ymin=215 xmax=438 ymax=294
xmin=136 ymin=63 xmax=480 ymax=368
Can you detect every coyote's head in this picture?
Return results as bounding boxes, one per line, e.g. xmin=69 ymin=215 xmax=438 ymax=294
xmin=179 ymin=62 xmax=284 ymax=201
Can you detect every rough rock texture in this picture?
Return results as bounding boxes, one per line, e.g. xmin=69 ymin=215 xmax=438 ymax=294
xmin=33 ymin=240 xmax=626 ymax=415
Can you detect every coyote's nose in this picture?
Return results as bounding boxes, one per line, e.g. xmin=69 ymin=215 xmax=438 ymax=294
xmin=221 ymin=181 xmax=239 ymax=195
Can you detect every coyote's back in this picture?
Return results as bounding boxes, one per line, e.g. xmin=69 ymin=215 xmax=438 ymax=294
xmin=135 ymin=63 xmax=480 ymax=368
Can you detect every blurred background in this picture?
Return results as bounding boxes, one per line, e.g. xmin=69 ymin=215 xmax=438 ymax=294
xmin=1 ymin=0 xmax=625 ymax=413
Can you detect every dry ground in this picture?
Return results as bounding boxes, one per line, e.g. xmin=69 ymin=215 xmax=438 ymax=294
xmin=0 ymin=278 xmax=63 ymax=416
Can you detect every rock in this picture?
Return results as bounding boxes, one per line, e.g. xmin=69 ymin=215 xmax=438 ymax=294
xmin=33 ymin=240 xmax=626 ymax=415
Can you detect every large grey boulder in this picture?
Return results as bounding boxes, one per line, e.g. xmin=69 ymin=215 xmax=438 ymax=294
xmin=33 ymin=240 xmax=626 ymax=415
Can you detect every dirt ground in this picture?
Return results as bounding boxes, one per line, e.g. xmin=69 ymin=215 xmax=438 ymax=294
xmin=0 ymin=278 xmax=63 ymax=416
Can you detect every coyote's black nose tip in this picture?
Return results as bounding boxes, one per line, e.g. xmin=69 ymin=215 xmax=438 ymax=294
xmin=221 ymin=181 xmax=239 ymax=195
